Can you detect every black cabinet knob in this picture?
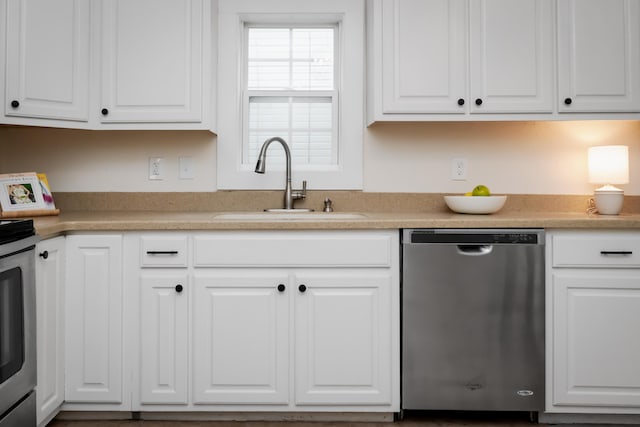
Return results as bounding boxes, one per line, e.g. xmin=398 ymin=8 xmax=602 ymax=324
xmin=101 ymin=108 xmax=109 ymax=115
xmin=457 ymin=98 xmax=465 ymax=106
xmin=298 ymin=284 xmax=307 ymax=293
xmin=564 ymin=97 xmax=572 ymax=105
xmin=11 ymin=100 xmax=19 ymax=108
xmin=277 ymin=284 xmax=286 ymax=292
xmin=475 ymin=98 xmax=483 ymax=106
xmin=39 ymin=251 xmax=49 ymax=259
xmin=175 ymin=284 xmax=183 ymax=293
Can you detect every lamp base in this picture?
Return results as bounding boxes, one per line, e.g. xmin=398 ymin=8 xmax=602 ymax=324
xmin=594 ymin=189 xmax=624 ymax=215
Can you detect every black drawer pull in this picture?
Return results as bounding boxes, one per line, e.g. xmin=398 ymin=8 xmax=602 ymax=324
xmin=298 ymin=284 xmax=307 ymax=293
xmin=39 ymin=250 xmax=49 ymax=259
xmin=175 ymin=284 xmax=183 ymax=293
xmin=277 ymin=284 xmax=286 ymax=292
xmin=146 ymin=251 xmax=179 ymax=255
xmin=600 ymin=251 xmax=633 ymax=255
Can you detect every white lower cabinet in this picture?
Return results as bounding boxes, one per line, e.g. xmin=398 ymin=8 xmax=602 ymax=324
xmin=547 ymin=230 xmax=640 ymax=414
xmin=126 ymin=230 xmax=400 ymax=413
xmin=64 ymin=234 xmax=128 ymax=410
xmin=294 ymin=272 xmax=392 ymax=405
xmin=192 ymin=271 xmax=290 ymax=405
xmin=35 ymin=237 xmax=66 ymax=426
xmin=139 ymin=273 xmax=189 ymax=405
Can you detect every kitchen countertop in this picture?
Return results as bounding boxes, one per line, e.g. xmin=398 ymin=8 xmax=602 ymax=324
xmin=33 ymin=209 xmax=640 ymax=239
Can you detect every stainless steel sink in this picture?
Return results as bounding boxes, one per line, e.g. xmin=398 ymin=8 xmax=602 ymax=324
xmin=214 ymin=211 xmax=367 ymax=220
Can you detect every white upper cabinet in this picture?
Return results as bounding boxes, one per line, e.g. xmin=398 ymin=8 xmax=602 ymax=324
xmin=469 ymin=0 xmax=553 ymax=113
xmin=368 ymin=0 xmax=640 ymax=121
xmin=370 ymin=0 xmax=553 ymax=120
xmin=1 ymin=0 xmax=213 ymax=130
xmin=557 ymin=0 xmax=640 ymax=113
xmin=99 ymin=0 xmax=205 ymax=124
xmin=380 ymin=0 xmax=467 ymax=114
xmin=4 ymin=0 xmax=90 ymax=122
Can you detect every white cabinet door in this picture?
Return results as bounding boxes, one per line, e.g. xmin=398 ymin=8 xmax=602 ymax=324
xmin=139 ymin=273 xmax=189 ymax=405
xmin=99 ymin=0 xmax=203 ymax=123
xmin=65 ymin=234 xmax=124 ymax=404
xmin=4 ymin=0 xmax=90 ymax=121
xmin=377 ymin=0 xmax=552 ymax=116
xmin=294 ymin=271 xmax=393 ymax=405
xmin=469 ymin=0 xmax=553 ymax=113
xmin=192 ymin=271 xmax=290 ymax=405
xmin=35 ymin=237 xmax=65 ymax=426
xmin=381 ymin=0 xmax=467 ymax=114
xmin=557 ymin=0 xmax=640 ymax=112
xmin=551 ymin=271 xmax=640 ymax=409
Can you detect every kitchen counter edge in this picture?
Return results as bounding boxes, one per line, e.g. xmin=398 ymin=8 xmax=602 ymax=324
xmin=31 ymin=210 xmax=640 ymax=239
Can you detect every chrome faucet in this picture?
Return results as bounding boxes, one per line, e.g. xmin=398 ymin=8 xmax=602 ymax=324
xmin=254 ymin=137 xmax=308 ymax=210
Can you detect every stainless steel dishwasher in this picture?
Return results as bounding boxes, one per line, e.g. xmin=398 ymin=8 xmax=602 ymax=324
xmin=402 ymin=229 xmax=545 ymax=412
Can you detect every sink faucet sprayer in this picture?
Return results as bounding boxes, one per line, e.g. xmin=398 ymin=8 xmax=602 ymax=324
xmin=254 ymin=137 xmax=308 ymax=210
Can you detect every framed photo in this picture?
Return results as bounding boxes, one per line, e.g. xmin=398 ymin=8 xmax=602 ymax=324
xmin=0 ymin=172 xmax=47 ymax=213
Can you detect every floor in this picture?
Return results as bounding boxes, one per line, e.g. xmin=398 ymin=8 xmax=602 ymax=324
xmin=47 ymin=411 xmax=545 ymax=427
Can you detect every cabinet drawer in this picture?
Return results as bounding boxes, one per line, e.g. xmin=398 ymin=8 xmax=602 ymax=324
xmin=140 ymin=236 xmax=188 ymax=267
xmin=552 ymin=232 xmax=640 ymax=268
xmin=193 ymin=232 xmax=394 ymax=267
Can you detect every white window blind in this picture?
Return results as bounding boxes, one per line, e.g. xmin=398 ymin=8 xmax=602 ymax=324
xmin=245 ymin=27 xmax=337 ymax=167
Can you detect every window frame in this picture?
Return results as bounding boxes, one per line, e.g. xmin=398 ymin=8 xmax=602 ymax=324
xmin=216 ymin=0 xmax=364 ymax=190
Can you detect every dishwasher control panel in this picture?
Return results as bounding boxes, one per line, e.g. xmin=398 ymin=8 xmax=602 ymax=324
xmin=405 ymin=229 xmax=544 ymax=245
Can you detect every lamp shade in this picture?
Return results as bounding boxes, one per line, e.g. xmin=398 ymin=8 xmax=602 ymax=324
xmin=588 ymin=145 xmax=629 ymax=185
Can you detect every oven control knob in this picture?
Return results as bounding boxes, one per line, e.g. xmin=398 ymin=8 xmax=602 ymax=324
xmin=39 ymin=250 xmax=49 ymax=259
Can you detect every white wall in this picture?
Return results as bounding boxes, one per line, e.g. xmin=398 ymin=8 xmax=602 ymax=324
xmin=1 ymin=120 xmax=639 ymax=195
xmin=364 ymin=120 xmax=640 ymax=195
xmin=0 ymin=128 xmax=217 ymax=191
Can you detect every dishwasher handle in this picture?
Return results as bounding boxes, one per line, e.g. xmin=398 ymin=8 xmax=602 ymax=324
xmin=457 ymin=244 xmax=493 ymax=256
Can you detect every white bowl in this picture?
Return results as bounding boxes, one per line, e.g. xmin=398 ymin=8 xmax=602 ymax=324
xmin=444 ymin=195 xmax=507 ymax=214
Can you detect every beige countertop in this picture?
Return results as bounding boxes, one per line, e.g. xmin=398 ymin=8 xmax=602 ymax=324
xmin=26 ymin=192 xmax=640 ymax=238
xmin=32 ymin=209 xmax=640 ymax=239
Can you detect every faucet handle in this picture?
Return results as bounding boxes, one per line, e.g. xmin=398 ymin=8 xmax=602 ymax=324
xmin=293 ymin=180 xmax=307 ymax=200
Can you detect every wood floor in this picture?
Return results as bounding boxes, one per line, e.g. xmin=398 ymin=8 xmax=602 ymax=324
xmin=47 ymin=411 xmax=544 ymax=426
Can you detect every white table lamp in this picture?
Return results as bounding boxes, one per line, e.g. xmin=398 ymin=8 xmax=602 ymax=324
xmin=588 ymin=145 xmax=629 ymax=215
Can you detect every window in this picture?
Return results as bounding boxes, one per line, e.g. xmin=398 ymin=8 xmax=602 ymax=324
xmin=217 ymin=0 xmax=364 ymax=190
xmin=246 ymin=27 xmax=336 ymax=167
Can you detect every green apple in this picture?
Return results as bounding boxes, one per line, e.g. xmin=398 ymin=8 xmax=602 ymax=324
xmin=471 ymin=185 xmax=491 ymax=196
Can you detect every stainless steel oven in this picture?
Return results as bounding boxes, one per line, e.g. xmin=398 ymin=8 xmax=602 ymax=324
xmin=0 ymin=219 xmax=39 ymax=427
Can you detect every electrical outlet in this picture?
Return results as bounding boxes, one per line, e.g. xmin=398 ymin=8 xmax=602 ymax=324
xmin=451 ymin=158 xmax=468 ymax=181
xmin=149 ymin=157 xmax=163 ymax=180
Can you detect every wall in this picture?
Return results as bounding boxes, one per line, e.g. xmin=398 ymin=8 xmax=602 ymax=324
xmin=1 ymin=120 xmax=639 ymax=195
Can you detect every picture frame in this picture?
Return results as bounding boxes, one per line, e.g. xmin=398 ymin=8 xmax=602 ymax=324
xmin=0 ymin=172 xmax=59 ymax=218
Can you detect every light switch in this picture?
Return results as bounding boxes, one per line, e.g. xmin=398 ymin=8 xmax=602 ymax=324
xmin=179 ymin=156 xmax=194 ymax=180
